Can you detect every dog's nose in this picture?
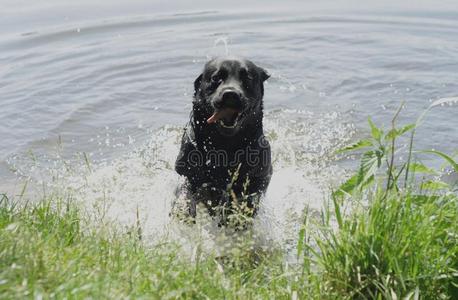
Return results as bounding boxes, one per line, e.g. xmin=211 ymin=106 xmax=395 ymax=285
xmin=217 ymin=90 xmax=243 ymax=110
xmin=222 ymin=91 xmax=240 ymax=102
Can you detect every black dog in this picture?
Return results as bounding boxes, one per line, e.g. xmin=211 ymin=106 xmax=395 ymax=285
xmin=175 ymin=57 xmax=272 ymax=221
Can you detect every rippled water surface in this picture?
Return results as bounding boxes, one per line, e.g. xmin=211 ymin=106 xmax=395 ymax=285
xmin=1 ymin=0 xmax=457 ymax=250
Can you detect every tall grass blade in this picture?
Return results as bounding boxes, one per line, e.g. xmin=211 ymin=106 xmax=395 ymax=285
xmin=420 ymin=150 xmax=458 ymax=172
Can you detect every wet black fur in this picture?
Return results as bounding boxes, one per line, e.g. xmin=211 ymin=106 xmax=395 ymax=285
xmin=175 ymin=57 xmax=272 ymax=219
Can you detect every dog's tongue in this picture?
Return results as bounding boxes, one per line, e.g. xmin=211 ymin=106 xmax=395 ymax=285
xmin=207 ymin=108 xmax=239 ymax=124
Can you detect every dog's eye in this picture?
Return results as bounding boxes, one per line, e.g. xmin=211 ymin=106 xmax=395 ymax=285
xmin=240 ymin=69 xmax=253 ymax=82
xmin=211 ymin=74 xmax=222 ymax=83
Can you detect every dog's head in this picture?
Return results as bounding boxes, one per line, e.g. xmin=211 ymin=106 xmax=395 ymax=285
xmin=193 ymin=57 xmax=270 ymax=137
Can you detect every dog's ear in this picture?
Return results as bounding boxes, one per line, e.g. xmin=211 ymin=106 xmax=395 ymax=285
xmin=193 ymin=73 xmax=203 ymax=97
xmin=258 ymin=67 xmax=270 ymax=82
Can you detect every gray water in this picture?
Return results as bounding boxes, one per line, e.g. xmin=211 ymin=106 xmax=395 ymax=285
xmin=1 ymin=0 xmax=457 ymax=248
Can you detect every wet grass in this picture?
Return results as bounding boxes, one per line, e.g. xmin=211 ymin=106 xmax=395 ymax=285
xmin=311 ymin=191 xmax=457 ymax=299
xmin=0 ymin=194 xmax=293 ymax=299
xmin=1 ymin=106 xmax=457 ymax=299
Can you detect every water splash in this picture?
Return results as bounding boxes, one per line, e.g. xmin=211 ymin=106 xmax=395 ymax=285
xmin=5 ymin=109 xmax=353 ymax=257
xmin=213 ymin=36 xmax=230 ymax=56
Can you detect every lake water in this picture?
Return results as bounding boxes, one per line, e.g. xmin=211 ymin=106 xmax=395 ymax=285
xmin=1 ymin=0 xmax=457 ymax=248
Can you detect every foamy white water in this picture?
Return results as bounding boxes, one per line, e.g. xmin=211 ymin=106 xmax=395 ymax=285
xmin=5 ymin=109 xmax=351 ymax=257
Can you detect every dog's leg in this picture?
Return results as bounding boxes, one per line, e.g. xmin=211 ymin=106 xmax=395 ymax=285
xmin=187 ymin=193 xmax=197 ymax=219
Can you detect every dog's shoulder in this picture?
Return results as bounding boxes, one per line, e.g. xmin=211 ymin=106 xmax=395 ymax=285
xmin=175 ymin=122 xmax=198 ymax=176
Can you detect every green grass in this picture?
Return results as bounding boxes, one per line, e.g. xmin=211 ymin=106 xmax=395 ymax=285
xmin=1 ymin=106 xmax=457 ymax=299
xmin=312 ymin=191 xmax=457 ymax=299
xmin=0 ymin=195 xmax=293 ymax=299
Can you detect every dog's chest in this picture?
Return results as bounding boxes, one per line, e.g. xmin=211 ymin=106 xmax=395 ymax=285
xmin=197 ymin=138 xmax=256 ymax=183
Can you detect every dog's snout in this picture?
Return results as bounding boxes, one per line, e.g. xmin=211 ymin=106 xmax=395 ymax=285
xmin=214 ymin=90 xmax=243 ymax=110
xmin=222 ymin=90 xmax=240 ymax=102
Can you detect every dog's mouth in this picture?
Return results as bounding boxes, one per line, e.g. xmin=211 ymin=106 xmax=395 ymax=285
xmin=206 ymin=108 xmax=241 ymax=128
